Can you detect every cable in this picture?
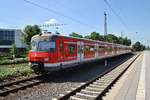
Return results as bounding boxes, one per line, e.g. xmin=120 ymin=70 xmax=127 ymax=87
xmin=23 ymin=0 xmax=99 ymax=30
xmin=104 ymin=0 xmax=128 ymax=30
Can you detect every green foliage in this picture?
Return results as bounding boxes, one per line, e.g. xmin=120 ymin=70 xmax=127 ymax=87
xmin=0 ymin=52 xmax=12 ymax=60
xmin=132 ymin=41 xmax=145 ymax=51
xmin=86 ymin=32 xmax=104 ymax=41
xmin=104 ymin=34 xmax=131 ymax=46
xmin=118 ymin=37 xmax=124 ymax=44
xmin=84 ymin=32 xmax=131 ymax=46
xmin=89 ymin=32 xmax=100 ymax=40
xmin=69 ymin=32 xmax=83 ymax=38
xmin=122 ymin=37 xmax=131 ymax=46
xmin=84 ymin=35 xmax=91 ymax=39
xmin=26 ymin=44 xmax=32 ymax=51
xmin=146 ymin=46 xmax=150 ymax=50
xmin=10 ymin=44 xmax=18 ymax=59
xmin=0 ymin=49 xmax=27 ymax=61
xmin=104 ymin=34 xmax=119 ymax=43
xmin=21 ymin=25 xmax=41 ymax=49
xmin=0 ymin=65 xmax=33 ymax=80
xmin=0 ymin=58 xmax=27 ymax=65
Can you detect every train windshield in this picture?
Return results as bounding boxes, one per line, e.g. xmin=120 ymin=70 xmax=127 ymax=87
xmin=38 ymin=41 xmax=55 ymax=52
xmin=31 ymin=41 xmax=55 ymax=52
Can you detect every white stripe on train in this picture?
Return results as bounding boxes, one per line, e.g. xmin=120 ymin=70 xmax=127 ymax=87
xmin=44 ymin=51 xmax=131 ymax=69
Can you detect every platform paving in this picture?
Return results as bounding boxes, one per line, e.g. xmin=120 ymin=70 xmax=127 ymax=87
xmin=103 ymin=51 xmax=150 ymax=100
xmin=145 ymin=51 xmax=150 ymax=100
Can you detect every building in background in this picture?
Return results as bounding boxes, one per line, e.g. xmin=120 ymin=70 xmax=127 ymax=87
xmin=0 ymin=28 xmax=26 ymax=52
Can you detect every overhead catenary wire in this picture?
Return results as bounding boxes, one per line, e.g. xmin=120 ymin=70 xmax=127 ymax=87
xmin=23 ymin=0 xmax=99 ymax=30
xmin=104 ymin=0 xmax=128 ymax=30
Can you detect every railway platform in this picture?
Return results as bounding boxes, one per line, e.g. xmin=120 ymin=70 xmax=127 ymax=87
xmin=103 ymin=51 xmax=149 ymax=100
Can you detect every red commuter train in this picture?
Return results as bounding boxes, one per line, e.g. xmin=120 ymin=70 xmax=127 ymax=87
xmin=28 ymin=33 xmax=131 ymax=72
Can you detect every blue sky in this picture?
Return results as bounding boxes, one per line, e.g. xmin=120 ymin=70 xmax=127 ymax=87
xmin=0 ymin=0 xmax=150 ymax=45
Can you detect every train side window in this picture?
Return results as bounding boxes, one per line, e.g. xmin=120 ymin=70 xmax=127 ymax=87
xmin=84 ymin=45 xmax=90 ymax=52
xmin=84 ymin=45 xmax=95 ymax=52
xmin=59 ymin=42 xmax=64 ymax=53
xmin=68 ymin=44 xmax=76 ymax=54
xmin=60 ymin=43 xmax=63 ymax=48
xmin=108 ymin=47 xmax=111 ymax=52
xmin=99 ymin=46 xmax=104 ymax=52
xmin=38 ymin=41 xmax=55 ymax=52
xmin=90 ymin=46 xmax=94 ymax=52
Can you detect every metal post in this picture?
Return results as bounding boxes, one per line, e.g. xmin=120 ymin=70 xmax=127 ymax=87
xmin=104 ymin=11 xmax=108 ymax=66
xmin=104 ymin=11 xmax=107 ymax=36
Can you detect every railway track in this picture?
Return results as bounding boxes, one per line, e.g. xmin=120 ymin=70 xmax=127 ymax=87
xmin=54 ymin=54 xmax=140 ymax=100
xmin=0 ymin=74 xmax=46 ymax=96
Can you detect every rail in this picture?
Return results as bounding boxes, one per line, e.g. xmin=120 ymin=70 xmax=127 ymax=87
xmin=0 ymin=74 xmax=47 ymax=96
xmin=55 ymin=53 xmax=140 ymax=100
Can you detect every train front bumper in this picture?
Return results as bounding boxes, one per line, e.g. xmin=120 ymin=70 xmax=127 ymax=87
xmin=29 ymin=62 xmax=44 ymax=70
xmin=44 ymin=63 xmax=61 ymax=71
xmin=29 ymin=62 xmax=61 ymax=71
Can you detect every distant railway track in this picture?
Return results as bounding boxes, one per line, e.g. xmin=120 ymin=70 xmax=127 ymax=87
xmin=0 ymin=74 xmax=47 ymax=96
xmin=54 ymin=53 xmax=140 ymax=100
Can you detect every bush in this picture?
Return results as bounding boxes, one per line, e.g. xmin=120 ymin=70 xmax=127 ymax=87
xmin=0 ymin=58 xmax=28 ymax=65
xmin=10 ymin=44 xmax=18 ymax=59
xmin=132 ymin=41 xmax=145 ymax=51
xmin=0 ymin=65 xmax=33 ymax=80
xmin=17 ymin=54 xmax=27 ymax=58
xmin=0 ymin=52 xmax=12 ymax=58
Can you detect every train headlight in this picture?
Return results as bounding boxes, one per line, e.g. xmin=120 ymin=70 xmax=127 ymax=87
xmin=44 ymin=58 xmax=49 ymax=62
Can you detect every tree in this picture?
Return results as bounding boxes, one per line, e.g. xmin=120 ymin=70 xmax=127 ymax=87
xmin=117 ymin=37 xmax=131 ymax=46
xmin=146 ymin=46 xmax=150 ymax=50
xmin=89 ymin=32 xmax=101 ymax=40
xmin=132 ymin=41 xmax=145 ymax=51
xmin=84 ymin=32 xmax=104 ymax=41
xmin=118 ymin=37 xmax=124 ymax=44
xmin=122 ymin=37 xmax=131 ymax=46
xmin=84 ymin=32 xmax=132 ymax=46
xmin=69 ymin=32 xmax=83 ymax=38
xmin=84 ymin=35 xmax=90 ymax=39
xmin=99 ymin=35 xmax=104 ymax=41
xmin=21 ymin=25 xmax=41 ymax=49
xmin=10 ymin=44 xmax=18 ymax=59
xmin=104 ymin=34 xmax=119 ymax=43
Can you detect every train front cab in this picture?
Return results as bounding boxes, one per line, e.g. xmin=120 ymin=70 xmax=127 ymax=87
xmin=28 ymin=35 xmax=59 ymax=72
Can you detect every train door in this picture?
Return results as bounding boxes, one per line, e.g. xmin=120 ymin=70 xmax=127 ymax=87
xmin=95 ymin=43 xmax=98 ymax=59
xmin=105 ymin=44 xmax=108 ymax=57
xmin=112 ymin=45 xmax=114 ymax=55
xmin=65 ymin=42 xmax=77 ymax=62
xmin=77 ymin=41 xmax=84 ymax=62
xmin=59 ymin=39 xmax=65 ymax=63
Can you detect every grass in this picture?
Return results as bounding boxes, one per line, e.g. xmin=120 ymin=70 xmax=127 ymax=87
xmin=0 ymin=58 xmax=28 ymax=65
xmin=0 ymin=64 xmax=34 ymax=80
